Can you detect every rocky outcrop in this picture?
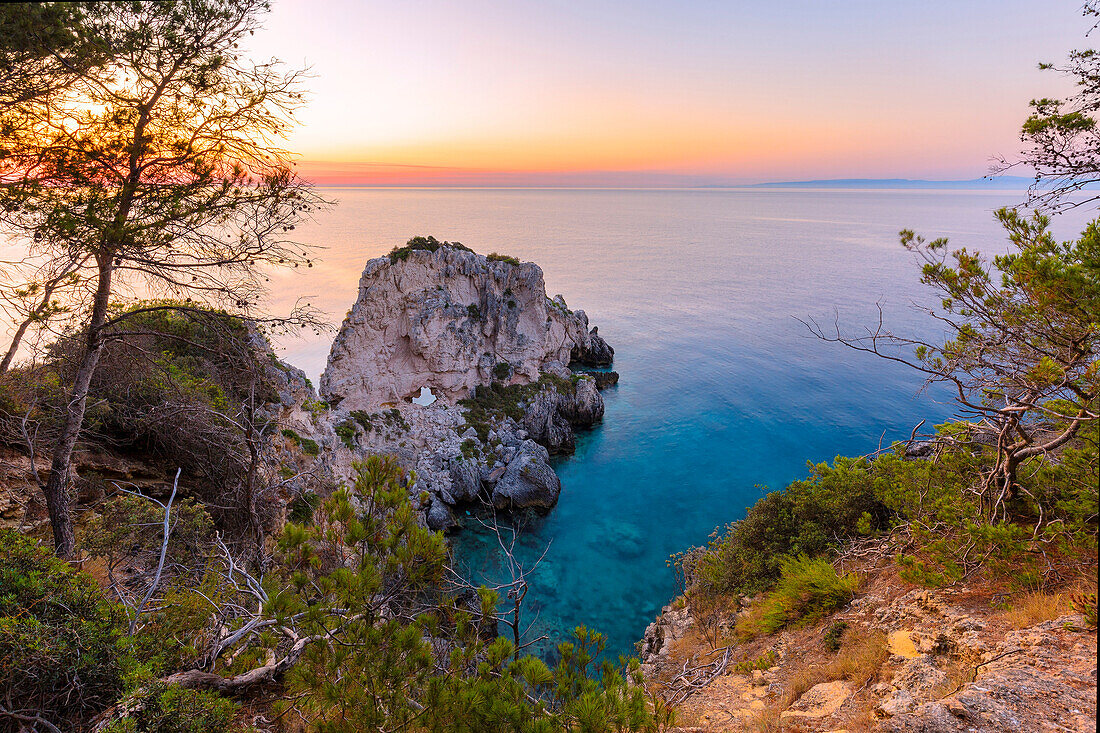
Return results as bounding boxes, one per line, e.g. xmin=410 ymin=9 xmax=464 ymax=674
xmin=321 ymin=246 xmax=612 ymax=409
xmin=642 ymin=562 xmax=1097 ymax=732
xmin=290 ymin=243 xmax=618 ymax=529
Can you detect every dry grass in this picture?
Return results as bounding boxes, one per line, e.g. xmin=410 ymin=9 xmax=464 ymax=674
xmin=751 ymin=626 xmax=890 ymax=729
xmin=1000 ymin=590 xmax=1076 ymax=628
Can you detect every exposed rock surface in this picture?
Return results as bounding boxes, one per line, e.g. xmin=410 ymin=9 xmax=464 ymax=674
xmin=277 ymin=244 xmax=618 ymax=527
xmin=641 ymin=560 xmax=1097 ymax=733
xmin=321 ymin=246 xmax=612 ymax=408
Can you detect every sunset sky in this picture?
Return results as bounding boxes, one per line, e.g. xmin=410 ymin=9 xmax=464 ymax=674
xmin=247 ymin=0 xmax=1088 ymax=186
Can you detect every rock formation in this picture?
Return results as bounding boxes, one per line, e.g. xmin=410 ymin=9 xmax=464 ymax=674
xmin=276 ymin=243 xmax=620 ymax=530
xmin=321 ymin=246 xmax=612 ymax=409
xmin=639 ymin=559 xmax=1097 ymax=732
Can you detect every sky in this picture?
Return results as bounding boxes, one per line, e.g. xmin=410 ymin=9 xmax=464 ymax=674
xmin=246 ymin=0 xmax=1090 ymax=186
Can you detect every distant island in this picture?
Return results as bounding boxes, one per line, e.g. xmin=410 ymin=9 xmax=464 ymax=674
xmin=746 ymin=176 xmax=1038 ymax=189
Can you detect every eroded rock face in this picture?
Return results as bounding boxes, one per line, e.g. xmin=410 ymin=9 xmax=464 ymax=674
xmin=321 ymin=246 xmax=611 ymax=409
xmin=308 ymin=244 xmax=617 ymax=523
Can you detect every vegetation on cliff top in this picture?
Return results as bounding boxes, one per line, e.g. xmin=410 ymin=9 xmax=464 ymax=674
xmin=388 ymin=235 xmax=474 ymax=262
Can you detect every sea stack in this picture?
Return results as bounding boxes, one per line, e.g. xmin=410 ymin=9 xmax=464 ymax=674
xmin=321 ymin=244 xmax=612 ymax=409
xmin=315 ymin=240 xmax=616 ymax=528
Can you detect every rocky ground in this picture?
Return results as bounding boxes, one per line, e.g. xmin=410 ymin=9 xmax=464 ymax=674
xmin=639 ymin=552 xmax=1097 ymax=732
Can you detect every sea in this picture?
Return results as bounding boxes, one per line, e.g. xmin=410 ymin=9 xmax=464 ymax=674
xmin=268 ymin=187 xmax=1092 ymax=661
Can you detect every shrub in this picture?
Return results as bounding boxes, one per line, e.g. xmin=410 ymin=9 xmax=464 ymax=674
xmin=487 ymin=252 xmax=520 ymax=266
xmin=459 ymin=373 xmax=574 ymax=440
xmin=388 ymin=235 xmax=473 ymax=262
xmin=823 ymin=621 xmax=849 ymax=652
xmin=82 ymin=495 xmax=216 ymax=610
xmin=732 ymin=649 xmax=778 ymax=675
xmin=1072 ymin=592 xmax=1098 ymax=628
xmin=282 ymin=427 xmax=320 ymax=456
xmin=492 ymin=361 xmax=512 ymax=380
xmin=677 ymin=456 xmax=886 ymax=597
xmin=335 ymin=420 xmax=357 ymax=449
xmin=100 ymin=682 xmax=241 ymax=733
xmin=737 ymin=556 xmax=858 ymax=637
xmin=288 ymin=490 xmax=321 ymax=525
xmin=0 ymin=530 xmax=126 ymax=730
xmin=268 ymin=457 xmax=669 ymax=731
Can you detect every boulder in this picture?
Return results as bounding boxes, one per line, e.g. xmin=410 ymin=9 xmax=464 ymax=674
xmin=491 ymin=443 xmax=561 ymax=510
xmin=578 ymin=370 xmax=619 ymax=390
xmin=426 ymin=496 xmax=457 ymax=531
xmin=448 ymin=458 xmax=482 ymax=503
xmin=571 ymin=325 xmax=614 ymax=366
xmin=568 ymin=375 xmax=604 ymax=426
xmin=522 ymin=388 xmax=575 ymax=454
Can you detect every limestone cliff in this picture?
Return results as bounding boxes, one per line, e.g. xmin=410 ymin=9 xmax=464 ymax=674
xmin=320 ymin=245 xmax=612 ymax=409
xmin=282 ymin=243 xmax=619 ymax=529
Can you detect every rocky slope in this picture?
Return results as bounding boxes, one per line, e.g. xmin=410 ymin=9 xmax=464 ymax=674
xmin=638 ymin=553 xmax=1097 ymax=732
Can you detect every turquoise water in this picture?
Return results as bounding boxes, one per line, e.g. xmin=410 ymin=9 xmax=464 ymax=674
xmin=273 ymin=187 xmax=1090 ymax=661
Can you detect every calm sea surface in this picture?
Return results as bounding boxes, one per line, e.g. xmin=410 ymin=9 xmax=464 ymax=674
xmin=270 ymin=187 xmax=1090 ymax=660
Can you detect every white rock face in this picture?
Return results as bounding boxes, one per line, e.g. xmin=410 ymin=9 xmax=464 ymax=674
xmin=321 ymin=246 xmax=611 ymax=410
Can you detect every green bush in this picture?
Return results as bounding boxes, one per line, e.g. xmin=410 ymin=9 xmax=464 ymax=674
xmin=0 ymin=530 xmax=126 ymax=730
xmin=100 ymin=682 xmax=241 ymax=733
xmin=824 ymin=621 xmax=849 ymax=652
xmin=388 ymin=235 xmax=473 ymax=262
xmin=677 ymin=455 xmax=886 ymax=597
xmin=288 ymin=490 xmax=321 ymax=525
xmin=487 ymin=252 xmax=520 ymax=266
xmin=737 ymin=556 xmax=858 ymax=637
xmin=282 ymin=427 xmax=320 ymax=456
xmin=269 ymin=456 xmax=668 ymax=731
xmin=459 ymin=373 xmax=574 ymax=440
xmin=335 ymin=420 xmax=357 ymax=448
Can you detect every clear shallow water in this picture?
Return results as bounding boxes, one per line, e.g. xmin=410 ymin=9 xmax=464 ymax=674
xmin=270 ymin=187 xmax=1090 ymax=661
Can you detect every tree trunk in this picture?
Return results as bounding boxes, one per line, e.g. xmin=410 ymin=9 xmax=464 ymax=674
xmin=43 ymin=258 xmax=112 ymax=557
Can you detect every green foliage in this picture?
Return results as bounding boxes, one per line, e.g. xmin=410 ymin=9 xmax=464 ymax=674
xmin=677 ymin=455 xmax=886 ymax=597
xmin=282 ymin=427 xmax=320 ymax=456
xmin=288 ymin=490 xmax=321 ymax=525
xmin=101 ymin=683 xmax=242 ymax=733
xmin=83 ymin=494 xmax=215 ymax=607
xmin=493 ymin=361 xmax=513 ymax=380
xmin=335 ymin=420 xmax=357 ymax=449
xmin=1071 ymin=592 xmax=1098 ymax=628
xmin=460 ymin=437 xmax=480 ymax=460
xmin=487 ymin=252 xmax=521 ymax=266
xmin=823 ymin=621 xmax=849 ymax=653
xmin=736 ymin=556 xmax=858 ymax=638
xmin=466 ymin=303 xmax=482 ymax=320
xmin=349 ymin=408 xmax=410 ymax=437
xmin=731 ymin=649 xmax=778 ymax=674
xmin=260 ymin=456 xmax=666 ymax=731
xmin=459 ymin=373 xmax=575 ymax=440
xmin=389 ymin=235 xmax=473 ymax=262
xmin=0 ymin=530 xmax=125 ymax=730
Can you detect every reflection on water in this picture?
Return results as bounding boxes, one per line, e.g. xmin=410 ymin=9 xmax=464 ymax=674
xmin=269 ymin=187 xmax=1090 ymax=659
